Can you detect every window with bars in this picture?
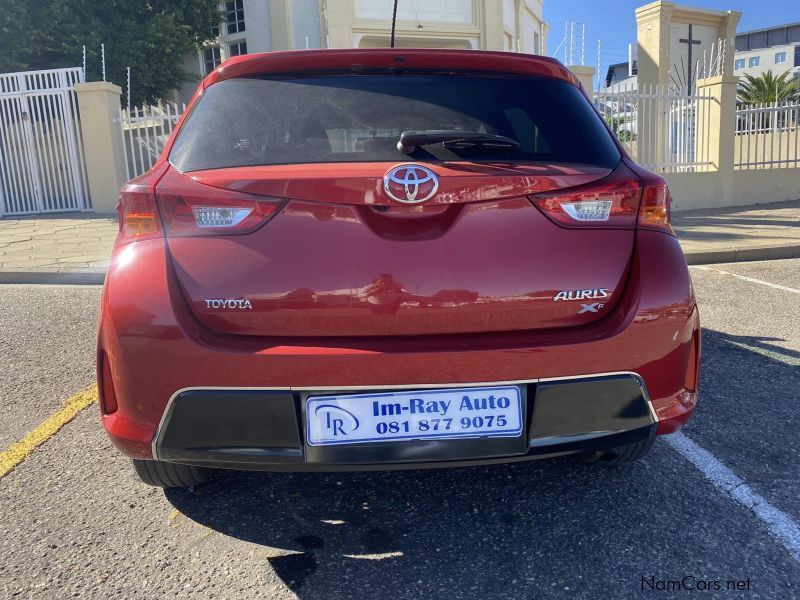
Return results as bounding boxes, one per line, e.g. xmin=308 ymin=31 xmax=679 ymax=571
xmin=203 ymin=46 xmax=222 ymax=74
xmin=229 ymin=41 xmax=248 ymax=57
xmin=226 ymin=0 xmax=245 ymax=34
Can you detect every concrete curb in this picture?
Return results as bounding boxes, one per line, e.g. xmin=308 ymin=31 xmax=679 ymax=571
xmin=0 ymin=269 xmax=106 ymax=285
xmin=1 ymin=244 xmax=798 ymax=284
xmin=682 ymin=244 xmax=800 ymax=266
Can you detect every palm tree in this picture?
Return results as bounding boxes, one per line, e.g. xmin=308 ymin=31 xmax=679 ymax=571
xmin=737 ymin=70 xmax=798 ymax=105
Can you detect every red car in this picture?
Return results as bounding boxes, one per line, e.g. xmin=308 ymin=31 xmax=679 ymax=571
xmin=97 ymin=49 xmax=700 ymax=488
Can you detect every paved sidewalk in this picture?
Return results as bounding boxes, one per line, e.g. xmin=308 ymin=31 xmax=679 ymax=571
xmin=673 ymin=200 xmax=800 ymax=265
xmin=0 ymin=214 xmax=117 ymax=284
xmin=0 ymin=201 xmax=798 ymax=284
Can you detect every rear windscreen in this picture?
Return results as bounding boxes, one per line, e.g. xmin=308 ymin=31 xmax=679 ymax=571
xmin=170 ymin=73 xmax=620 ymax=171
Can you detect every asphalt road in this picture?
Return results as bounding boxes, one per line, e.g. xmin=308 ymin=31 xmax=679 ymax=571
xmin=1 ymin=259 xmax=799 ymax=599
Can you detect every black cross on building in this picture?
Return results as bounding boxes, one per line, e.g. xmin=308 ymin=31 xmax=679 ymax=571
xmin=679 ymin=24 xmax=702 ymax=93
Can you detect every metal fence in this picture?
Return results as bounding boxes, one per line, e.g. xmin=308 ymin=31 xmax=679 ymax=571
xmin=594 ymin=83 xmax=716 ymax=174
xmin=0 ymin=67 xmax=91 ymax=215
xmin=735 ymin=101 xmax=800 ymax=169
xmin=118 ymin=102 xmax=185 ymax=180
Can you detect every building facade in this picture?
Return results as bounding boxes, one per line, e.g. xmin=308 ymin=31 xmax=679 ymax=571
xmin=179 ymin=0 xmax=547 ymax=101
xmin=733 ymin=22 xmax=800 ymax=82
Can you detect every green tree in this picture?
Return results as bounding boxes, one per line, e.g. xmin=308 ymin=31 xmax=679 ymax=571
xmin=737 ymin=70 xmax=799 ymax=105
xmin=0 ymin=0 xmax=221 ymax=106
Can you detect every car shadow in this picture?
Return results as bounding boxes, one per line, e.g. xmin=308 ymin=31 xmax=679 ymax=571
xmin=163 ymin=327 xmax=800 ymax=599
xmin=166 ymin=455 xmax=650 ymax=598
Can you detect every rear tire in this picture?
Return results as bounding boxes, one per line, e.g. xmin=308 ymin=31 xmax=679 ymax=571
xmin=131 ymin=459 xmax=215 ymax=488
xmin=583 ymin=436 xmax=655 ymax=466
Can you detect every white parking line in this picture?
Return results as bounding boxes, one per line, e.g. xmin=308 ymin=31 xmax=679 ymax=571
xmin=665 ymin=431 xmax=800 ymax=562
xmin=691 ymin=266 xmax=800 ymax=295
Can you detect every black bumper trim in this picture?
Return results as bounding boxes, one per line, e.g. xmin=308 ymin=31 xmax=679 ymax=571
xmin=154 ymin=373 xmax=656 ymax=471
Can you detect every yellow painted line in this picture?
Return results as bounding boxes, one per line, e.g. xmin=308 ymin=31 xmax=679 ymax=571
xmin=0 ymin=384 xmax=97 ymax=479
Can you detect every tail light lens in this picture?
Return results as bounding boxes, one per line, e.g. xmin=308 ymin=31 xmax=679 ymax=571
xmin=531 ymin=168 xmax=641 ymax=228
xmin=117 ymin=169 xmax=283 ymax=242
xmin=531 ymin=166 xmax=673 ymax=234
xmin=639 ymin=181 xmax=673 ymax=233
xmin=156 ymin=169 xmax=282 ymax=236
xmin=118 ymin=185 xmax=161 ymax=244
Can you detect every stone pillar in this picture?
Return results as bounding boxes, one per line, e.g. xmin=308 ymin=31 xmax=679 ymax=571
xmin=717 ymin=13 xmax=740 ymax=77
xmin=635 ymin=1 xmax=674 ymax=89
xmin=75 ymin=82 xmax=127 ymax=214
xmin=695 ymin=74 xmax=738 ymax=173
xmin=480 ymin=0 xmax=505 ymax=51
xmin=569 ymin=66 xmax=596 ymax=93
xmin=323 ymin=0 xmax=355 ymax=48
xmin=268 ymin=0 xmax=292 ymax=49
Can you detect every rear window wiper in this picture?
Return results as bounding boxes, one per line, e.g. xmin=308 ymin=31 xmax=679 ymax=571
xmin=397 ymin=130 xmax=521 ymax=154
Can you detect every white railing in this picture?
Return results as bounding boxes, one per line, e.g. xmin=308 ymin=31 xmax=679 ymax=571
xmin=735 ymin=101 xmax=800 ymax=169
xmin=0 ymin=67 xmax=91 ymax=215
xmin=118 ymin=102 xmax=185 ymax=180
xmin=595 ymin=83 xmax=716 ymax=174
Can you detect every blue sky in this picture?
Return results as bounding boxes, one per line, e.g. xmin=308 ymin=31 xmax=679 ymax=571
xmin=545 ymin=0 xmax=800 ymax=73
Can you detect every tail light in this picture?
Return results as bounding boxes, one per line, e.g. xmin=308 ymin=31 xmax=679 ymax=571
xmin=118 ymin=185 xmax=162 ymax=243
xmin=531 ymin=166 xmax=673 ymax=233
xmin=531 ymin=167 xmax=641 ymax=228
xmin=638 ymin=181 xmax=673 ymax=233
xmin=117 ymin=169 xmax=282 ymax=243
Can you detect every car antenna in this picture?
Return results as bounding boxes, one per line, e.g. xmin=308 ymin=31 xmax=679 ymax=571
xmin=390 ymin=0 xmax=399 ymax=48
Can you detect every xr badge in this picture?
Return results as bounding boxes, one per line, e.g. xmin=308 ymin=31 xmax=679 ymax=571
xmin=578 ymin=302 xmax=605 ymax=314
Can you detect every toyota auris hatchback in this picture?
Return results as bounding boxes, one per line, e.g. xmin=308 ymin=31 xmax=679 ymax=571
xmin=97 ymin=49 xmax=700 ymax=487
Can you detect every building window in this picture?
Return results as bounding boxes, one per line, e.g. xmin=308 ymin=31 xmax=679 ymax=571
xmin=226 ymin=0 xmax=245 ymax=34
xmin=229 ymin=41 xmax=247 ymax=57
xmin=775 ymin=51 xmax=787 ymax=64
xmin=748 ymin=56 xmax=760 ymax=67
xmin=735 ymin=58 xmax=745 ymax=70
xmin=203 ymin=46 xmax=222 ymax=74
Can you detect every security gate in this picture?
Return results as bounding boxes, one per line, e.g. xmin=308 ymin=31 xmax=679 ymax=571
xmin=0 ymin=68 xmax=91 ymax=215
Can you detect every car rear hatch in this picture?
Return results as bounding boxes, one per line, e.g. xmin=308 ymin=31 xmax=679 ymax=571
xmin=153 ymin=69 xmax=647 ymax=338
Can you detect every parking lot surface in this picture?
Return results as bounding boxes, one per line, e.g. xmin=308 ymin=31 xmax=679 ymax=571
xmin=1 ymin=259 xmax=798 ymax=599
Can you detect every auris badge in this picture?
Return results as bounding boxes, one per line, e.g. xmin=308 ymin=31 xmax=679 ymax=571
xmin=552 ymin=288 xmax=610 ymax=314
xmin=552 ymin=289 xmax=609 ymax=302
xmin=383 ymin=164 xmax=439 ymax=204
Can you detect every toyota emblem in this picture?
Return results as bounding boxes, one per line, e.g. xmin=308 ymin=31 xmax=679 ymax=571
xmin=383 ymin=164 xmax=439 ymax=204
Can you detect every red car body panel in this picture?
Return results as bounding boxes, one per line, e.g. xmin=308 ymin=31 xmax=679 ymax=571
xmin=98 ymin=226 xmax=698 ymax=459
xmin=98 ymin=49 xmax=700 ymax=464
xmin=165 ymin=164 xmax=634 ymax=337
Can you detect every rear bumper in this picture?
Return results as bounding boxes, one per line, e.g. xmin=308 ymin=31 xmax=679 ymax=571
xmin=153 ymin=374 xmax=656 ymax=471
xmin=97 ymin=228 xmax=700 ymax=462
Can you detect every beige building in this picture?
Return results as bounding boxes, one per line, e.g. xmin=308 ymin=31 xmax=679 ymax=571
xmin=733 ymin=22 xmax=800 ymax=82
xmin=179 ymin=0 xmax=547 ymax=101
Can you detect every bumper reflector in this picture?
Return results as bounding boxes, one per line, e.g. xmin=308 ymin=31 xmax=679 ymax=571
xmin=99 ymin=354 xmax=118 ymax=415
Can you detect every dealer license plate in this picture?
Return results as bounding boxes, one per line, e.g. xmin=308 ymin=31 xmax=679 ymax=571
xmin=306 ymin=385 xmax=523 ymax=446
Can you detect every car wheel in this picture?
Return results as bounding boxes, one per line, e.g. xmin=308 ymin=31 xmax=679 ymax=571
xmin=583 ymin=436 xmax=655 ymax=466
xmin=131 ymin=459 xmax=215 ymax=488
